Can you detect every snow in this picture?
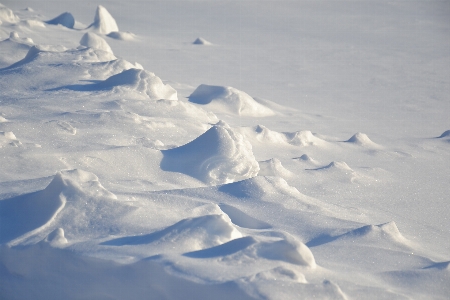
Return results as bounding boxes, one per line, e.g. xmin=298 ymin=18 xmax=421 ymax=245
xmin=189 ymin=84 xmax=275 ymax=117
xmin=193 ymin=37 xmax=212 ymax=45
xmin=161 ymin=121 xmax=259 ymax=184
xmin=89 ymin=5 xmax=119 ymax=34
xmin=0 ymin=1 xmax=449 ymax=299
xmin=46 ymin=12 xmax=75 ymax=29
xmin=79 ymin=32 xmax=113 ymax=54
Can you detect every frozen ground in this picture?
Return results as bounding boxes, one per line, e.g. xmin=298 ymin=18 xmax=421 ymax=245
xmin=0 ymin=1 xmax=449 ymax=299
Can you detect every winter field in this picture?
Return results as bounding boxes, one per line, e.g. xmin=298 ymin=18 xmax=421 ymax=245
xmin=0 ymin=1 xmax=449 ymax=299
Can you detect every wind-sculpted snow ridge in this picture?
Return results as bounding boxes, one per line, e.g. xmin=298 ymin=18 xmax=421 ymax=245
xmin=161 ymin=121 xmax=259 ymax=185
xmin=0 ymin=3 xmax=19 ymax=23
xmin=0 ymin=31 xmax=33 ymax=68
xmin=0 ymin=169 xmax=140 ymax=246
xmin=103 ymin=214 xmax=242 ymax=252
xmin=107 ymin=31 xmax=135 ymax=40
xmin=193 ymin=37 xmax=212 ymax=45
xmin=46 ymin=12 xmax=75 ymax=28
xmin=339 ymin=221 xmax=410 ymax=245
xmin=2 ymin=44 xmax=115 ymax=73
xmin=1 ymin=1 xmax=449 ymax=299
xmin=80 ymin=32 xmax=113 ymax=54
xmin=94 ymin=68 xmax=177 ymax=100
xmin=0 ymin=46 xmax=163 ymax=94
xmin=184 ymin=233 xmax=316 ymax=268
xmin=88 ymin=5 xmax=119 ymax=34
xmin=312 ymin=161 xmax=353 ymax=172
xmin=0 ymin=171 xmax=69 ymax=244
xmin=239 ymin=125 xmax=327 ymax=148
xmin=438 ymin=130 xmax=450 ymax=139
xmin=189 ymin=84 xmax=274 ymax=117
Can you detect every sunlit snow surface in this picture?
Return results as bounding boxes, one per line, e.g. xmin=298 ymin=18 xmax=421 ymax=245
xmin=0 ymin=1 xmax=449 ymax=299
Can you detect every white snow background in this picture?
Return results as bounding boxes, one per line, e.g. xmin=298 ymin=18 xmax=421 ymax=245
xmin=0 ymin=1 xmax=449 ymax=299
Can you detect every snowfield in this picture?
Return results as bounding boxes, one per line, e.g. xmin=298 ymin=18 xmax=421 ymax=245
xmin=0 ymin=1 xmax=449 ymax=299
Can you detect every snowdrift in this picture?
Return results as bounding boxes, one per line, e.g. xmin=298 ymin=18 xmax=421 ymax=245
xmin=0 ymin=1 xmax=448 ymax=299
xmin=46 ymin=12 xmax=75 ymax=28
xmin=161 ymin=121 xmax=259 ymax=184
xmin=189 ymin=84 xmax=274 ymax=117
xmin=80 ymin=32 xmax=113 ymax=54
xmin=88 ymin=5 xmax=119 ymax=34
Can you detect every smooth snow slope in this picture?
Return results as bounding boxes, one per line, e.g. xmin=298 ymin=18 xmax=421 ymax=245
xmin=0 ymin=1 xmax=449 ymax=300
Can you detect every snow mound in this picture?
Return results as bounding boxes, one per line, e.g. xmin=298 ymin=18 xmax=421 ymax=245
xmin=253 ymin=125 xmax=287 ymax=143
xmin=286 ymin=130 xmax=325 ymax=146
xmin=188 ymin=84 xmax=274 ymax=117
xmin=341 ymin=221 xmax=409 ymax=245
xmin=0 ymin=3 xmax=19 ymax=23
xmin=346 ymin=132 xmax=381 ymax=148
xmin=313 ymin=161 xmax=353 ymax=172
xmin=438 ymin=130 xmax=450 ymax=138
xmin=45 ymin=228 xmax=68 ymax=246
xmin=239 ymin=125 xmax=327 ymax=148
xmin=85 ymin=58 xmax=143 ymax=80
xmin=258 ymin=235 xmax=316 ymax=267
xmin=107 ymin=31 xmax=135 ymax=40
xmin=46 ymin=12 xmax=75 ymax=28
xmin=293 ymin=154 xmax=319 ymax=165
xmin=0 ymin=115 xmax=8 ymax=122
xmin=258 ymin=158 xmax=294 ymax=178
xmin=89 ymin=5 xmax=119 ymax=34
xmin=104 ymin=214 xmax=242 ymax=251
xmin=93 ymin=68 xmax=177 ymax=100
xmin=219 ymin=176 xmax=301 ymax=199
xmin=0 ymin=32 xmax=33 ymax=68
xmin=80 ymin=32 xmax=113 ymax=54
xmin=161 ymin=121 xmax=259 ymax=185
xmin=193 ymin=37 xmax=212 ymax=45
